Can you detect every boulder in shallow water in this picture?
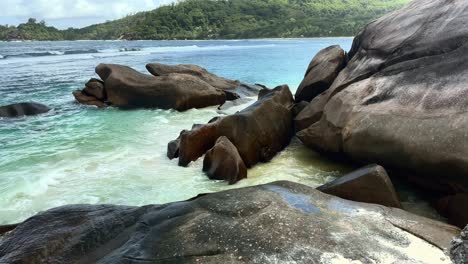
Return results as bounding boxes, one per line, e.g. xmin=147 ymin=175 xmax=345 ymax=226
xmin=0 ymin=102 xmax=50 ymax=118
xmin=95 ymin=64 xmax=226 ymax=111
xmin=297 ymin=0 xmax=468 ymax=193
xmin=0 ymin=181 xmax=458 ymax=263
xmin=294 ymin=45 xmax=346 ymax=103
xmin=146 ymin=63 xmax=240 ymax=91
xmin=317 ymin=164 xmax=402 ymax=208
xmin=177 ymin=85 xmax=294 ymax=167
xmin=203 ymin=136 xmax=247 ymax=184
xmin=436 ymin=194 xmax=468 ymax=228
xmin=72 ymin=90 xmax=107 ymax=108
xmin=83 ymin=78 xmax=105 ymax=100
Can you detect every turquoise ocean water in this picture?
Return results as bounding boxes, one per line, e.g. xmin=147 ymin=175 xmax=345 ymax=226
xmin=0 ymin=39 xmax=439 ymax=224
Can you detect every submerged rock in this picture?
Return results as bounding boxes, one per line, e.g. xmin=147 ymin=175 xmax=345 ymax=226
xmin=0 ymin=102 xmax=50 ymax=118
xmin=95 ymin=64 xmax=226 ymax=111
xmin=295 ymin=45 xmax=346 ymax=103
xmin=203 ymin=136 xmax=247 ymax=184
xmin=0 ymin=181 xmax=458 ymax=263
xmin=451 ymin=225 xmax=468 ymax=264
xmin=297 ymin=0 xmax=468 ymax=194
xmin=317 ymin=164 xmax=402 ymax=208
xmin=177 ymin=85 xmax=294 ymax=167
xmin=146 ymin=63 xmax=240 ymax=91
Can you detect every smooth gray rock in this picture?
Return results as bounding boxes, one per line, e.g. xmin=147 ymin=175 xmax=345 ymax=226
xmin=295 ymin=45 xmax=346 ymax=103
xmin=297 ymin=0 xmax=468 ymax=193
xmin=0 ymin=181 xmax=458 ymax=264
xmin=317 ymin=164 xmax=402 ymax=208
xmin=0 ymin=102 xmax=50 ymax=118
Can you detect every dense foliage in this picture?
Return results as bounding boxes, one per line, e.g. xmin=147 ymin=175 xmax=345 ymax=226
xmin=0 ymin=0 xmax=409 ymax=41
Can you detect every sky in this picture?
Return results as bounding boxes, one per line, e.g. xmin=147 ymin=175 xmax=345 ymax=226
xmin=0 ymin=0 xmax=178 ymax=29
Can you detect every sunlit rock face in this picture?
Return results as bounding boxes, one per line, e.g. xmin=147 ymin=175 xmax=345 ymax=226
xmin=0 ymin=181 xmax=458 ymax=263
xmin=297 ymin=0 xmax=468 ymax=193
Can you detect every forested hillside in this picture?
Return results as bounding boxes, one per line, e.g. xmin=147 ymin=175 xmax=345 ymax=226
xmin=0 ymin=0 xmax=410 ymax=41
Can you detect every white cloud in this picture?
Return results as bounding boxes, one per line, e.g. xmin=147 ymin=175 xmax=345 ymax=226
xmin=0 ymin=0 xmax=178 ymax=28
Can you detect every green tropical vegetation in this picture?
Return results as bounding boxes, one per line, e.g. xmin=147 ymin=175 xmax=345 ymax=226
xmin=0 ymin=0 xmax=410 ymax=41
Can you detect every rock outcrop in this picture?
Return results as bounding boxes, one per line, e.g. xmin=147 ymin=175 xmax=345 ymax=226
xmin=95 ymin=64 xmax=226 ymax=111
xmin=176 ymin=85 xmax=294 ymax=167
xmin=0 ymin=181 xmax=458 ymax=263
xmin=297 ymin=0 xmax=468 ymax=194
xmin=317 ymin=164 xmax=402 ymax=208
xmin=146 ymin=63 xmax=240 ymax=91
xmin=203 ymin=136 xmax=247 ymax=184
xmin=451 ymin=225 xmax=468 ymax=264
xmin=0 ymin=102 xmax=50 ymax=118
xmin=72 ymin=90 xmax=107 ymax=108
xmin=294 ymin=45 xmax=346 ymax=103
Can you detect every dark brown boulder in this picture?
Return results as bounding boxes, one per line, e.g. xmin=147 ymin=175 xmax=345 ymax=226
xmin=436 ymin=194 xmax=468 ymax=228
xmin=203 ymin=136 xmax=247 ymax=184
xmin=177 ymin=85 xmax=294 ymax=167
xmin=83 ymin=78 xmax=105 ymax=100
xmin=294 ymin=45 xmax=346 ymax=103
xmin=95 ymin=64 xmax=226 ymax=111
xmin=297 ymin=0 xmax=468 ymax=194
xmin=317 ymin=164 xmax=402 ymax=208
xmin=0 ymin=102 xmax=50 ymax=118
xmin=292 ymin=101 xmax=309 ymax=117
xmin=146 ymin=63 xmax=240 ymax=91
xmin=72 ymin=90 xmax=106 ymax=108
xmin=0 ymin=181 xmax=458 ymax=263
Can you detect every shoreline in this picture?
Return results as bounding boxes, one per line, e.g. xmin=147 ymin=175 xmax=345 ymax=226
xmin=0 ymin=36 xmax=355 ymax=43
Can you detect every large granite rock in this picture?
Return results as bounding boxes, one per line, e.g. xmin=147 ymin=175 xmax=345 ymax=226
xmin=72 ymin=90 xmax=107 ymax=108
xmin=146 ymin=63 xmax=240 ymax=91
xmin=317 ymin=164 xmax=402 ymax=208
xmin=451 ymin=226 xmax=468 ymax=264
xmin=83 ymin=78 xmax=106 ymax=100
xmin=297 ymin=0 xmax=468 ymax=194
xmin=176 ymin=85 xmax=294 ymax=167
xmin=95 ymin=64 xmax=226 ymax=111
xmin=0 ymin=102 xmax=50 ymax=118
xmin=0 ymin=181 xmax=458 ymax=263
xmin=203 ymin=136 xmax=247 ymax=184
xmin=295 ymin=45 xmax=346 ymax=103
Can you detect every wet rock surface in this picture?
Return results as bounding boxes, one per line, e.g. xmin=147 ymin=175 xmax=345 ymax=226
xmin=318 ymin=164 xmax=402 ymax=208
xmin=0 ymin=181 xmax=458 ymax=264
xmin=0 ymin=102 xmax=50 ymax=118
xmin=176 ymin=85 xmax=294 ymax=167
xmin=297 ymin=0 xmax=468 ymax=194
xmin=203 ymin=136 xmax=247 ymax=184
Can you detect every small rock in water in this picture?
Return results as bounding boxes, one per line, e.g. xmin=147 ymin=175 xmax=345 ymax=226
xmin=0 ymin=102 xmax=50 ymax=118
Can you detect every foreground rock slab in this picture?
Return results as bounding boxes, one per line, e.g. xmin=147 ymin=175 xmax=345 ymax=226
xmin=177 ymin=85 xmax=294 ymax=167
xmin=297 ymin=0 xmax=468 ymax=194
xmin=203 ymin=136 xmax=247 ymax=184
xmin=0 ymin=102 xmax=50 ymax=118
xmin=294 ymin=45 xmax=346 ymax=103
xmin=0 ymin=181 xmax=458 ymax=263
xmin=318 ymin=164 xmax=402 ymax=208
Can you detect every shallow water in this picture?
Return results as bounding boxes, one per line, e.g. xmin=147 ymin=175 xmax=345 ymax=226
xmin=0 ymin=39 xmax=441 ymax=224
